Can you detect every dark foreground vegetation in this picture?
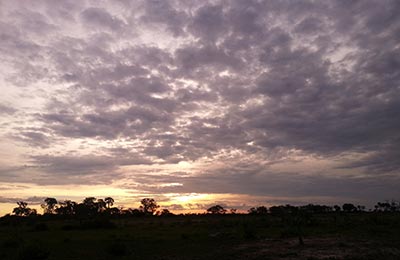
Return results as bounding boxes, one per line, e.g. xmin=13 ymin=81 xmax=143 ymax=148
xmin=1 ymin=198 xmax=400 ymax=260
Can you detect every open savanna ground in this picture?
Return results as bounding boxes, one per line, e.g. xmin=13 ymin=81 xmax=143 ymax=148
xmin=1 ymin=213 xmax=399 ymax=260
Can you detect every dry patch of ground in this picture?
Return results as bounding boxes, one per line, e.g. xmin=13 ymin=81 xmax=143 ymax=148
xmin=236 ymin=237 xmax=400 ymax=260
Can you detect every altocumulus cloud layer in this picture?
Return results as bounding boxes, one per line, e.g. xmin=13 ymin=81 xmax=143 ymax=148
xmin=0 ymin=0 xmax=399 ymax=207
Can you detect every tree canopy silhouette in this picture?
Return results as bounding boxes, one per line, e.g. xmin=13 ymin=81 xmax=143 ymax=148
xmin=41 ymin=197 xmax=58 ymax=214
xmin=248 ymin=206 xmax=268 ymax=215
xmin=207 ymin=205 xmax=226 ymax=214
xmin=105 ymin=197 xmax=114 ymax=208
xmin=139 ymin=198 xmax=159 ymax=215
xmin=12 ymin=201 xmax=37 ymax=216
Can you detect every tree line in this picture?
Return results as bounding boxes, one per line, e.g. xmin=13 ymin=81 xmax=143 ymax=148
xmin=10 ymin=197 xmax=164 ymax=217
xmin=7 ymin=197 xmax=400 ymax=218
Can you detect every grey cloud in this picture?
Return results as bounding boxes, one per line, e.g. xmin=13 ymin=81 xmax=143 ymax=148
xmin=120 ymin=161 xmax=400 ymax=206
xmin=339 ymin=145 xmax=400 ymax=174
xmin=0 ymin=104 xmax=16 ymax=115
xmin=362 ymin=0 xmax=400 ymax=34
xmin=294 ymin=17 xmax=324 ymax=34
xmin=80 ymin=7 xmax=124 ymax=31
xmin=1 ymin=0 xmax=399 ymax=199
xmin=40 ymin=107 xmax=169 ymax=139
xmin=31 ymin=155 xmax=118 ymax=175
xmin=12 ymin=130 xmax=52 ymax=148
xmin=13 ymin=9 xmax=57 ymax=36
xmin=164 ymin=204 xmax=185 ymax=211
xmin=141 ymin=0 xmax=188 ymax=37
xmin=0 ymin=196 xmax=46 ymax=204
xmin=175 ymin=44 xmax=243 ymax=73
xmin=31 ymin=150 xmax=153 ymax=175
xmin=119 ymin=46 xmax=174 ymax=70
xmin=227 ymin=1 xmax=265 ymax=35
xmin=189 ymin=4 xmax=226 ymax=42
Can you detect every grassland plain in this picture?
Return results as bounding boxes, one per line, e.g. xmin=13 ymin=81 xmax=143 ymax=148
xmin=0 ymin=213 xmax=399 ymax=260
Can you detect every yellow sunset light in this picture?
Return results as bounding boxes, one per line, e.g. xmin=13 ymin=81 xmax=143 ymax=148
xmin=170 ymin=193 xmax=210 ymax=204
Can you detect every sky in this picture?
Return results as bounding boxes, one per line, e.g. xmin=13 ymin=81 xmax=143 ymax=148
xmin=0 ymin=0 xmax=400 ymax=215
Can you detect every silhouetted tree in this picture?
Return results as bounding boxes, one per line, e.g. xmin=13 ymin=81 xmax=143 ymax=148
xmin=342 ymin=203 xmax=357 ymax=213
xmin=357 ymin=205 xmax=365 ymax=212
xmin=13 ymin=201 xmax=28 ymax=216
xmin=300 ymin=204 xmax=332 ymax=214
xmin=105 ymin=207 xmax=120 ymax=215
xmin=269 ymin=205 xmax=297 ymax=217
xmin=83 ymin=197 xmax=97 ymax=207
xmin=132 ymin=208 xmax=141 ymax=216
xmin=96 ymin=199 xmax=107 ymax=213
xmin=207 ymin=205 xmax=226 ymax=214
xmin=75 ymin=197 xmax=99 ymax=217
xmin=41 ymin=197 xmax=58 ymax=214
xmin=12 ymin=201 xmax=37 ymax=216
xmin=248 ymin=206 xmax=268 ymax=215
xmin=56 ymin=200 xmax=77 ymax=215
xmin=104 ymin=197 xmax=114 ymax=208
xmin=139 ymin=198 xmax=159 ymax=215
xmin=374 ymin=200 xmax=400 ymax=212
xmin=75 ymin=203 xmax=91 ymax=218
xmin=159 ymin=209 xmax=174 ymax=216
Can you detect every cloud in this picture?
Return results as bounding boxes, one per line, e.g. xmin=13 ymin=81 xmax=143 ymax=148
xmin=80 ymin=7 xmax=125 ymax=31
xmin=0 ymin=0 xmax=399 ymax=203
xmin=0 ymin=104 xmax=16 ymax=115
xmin=0 ymin=196 xmax=46 ymax=204
xmin=140 ymin=0 xmax=188 ymax=37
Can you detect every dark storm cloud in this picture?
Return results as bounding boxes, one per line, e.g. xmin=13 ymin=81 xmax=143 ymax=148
xmin=1 ymin=0 xmax=399 ymax=201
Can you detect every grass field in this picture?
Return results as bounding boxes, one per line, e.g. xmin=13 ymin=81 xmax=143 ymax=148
xmin=1 ymin=213 xmax=399 ymax=260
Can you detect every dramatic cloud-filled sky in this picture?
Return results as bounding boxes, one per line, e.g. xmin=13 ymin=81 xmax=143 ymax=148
xmin=1 ymin=0 xmax=399 ymax=215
